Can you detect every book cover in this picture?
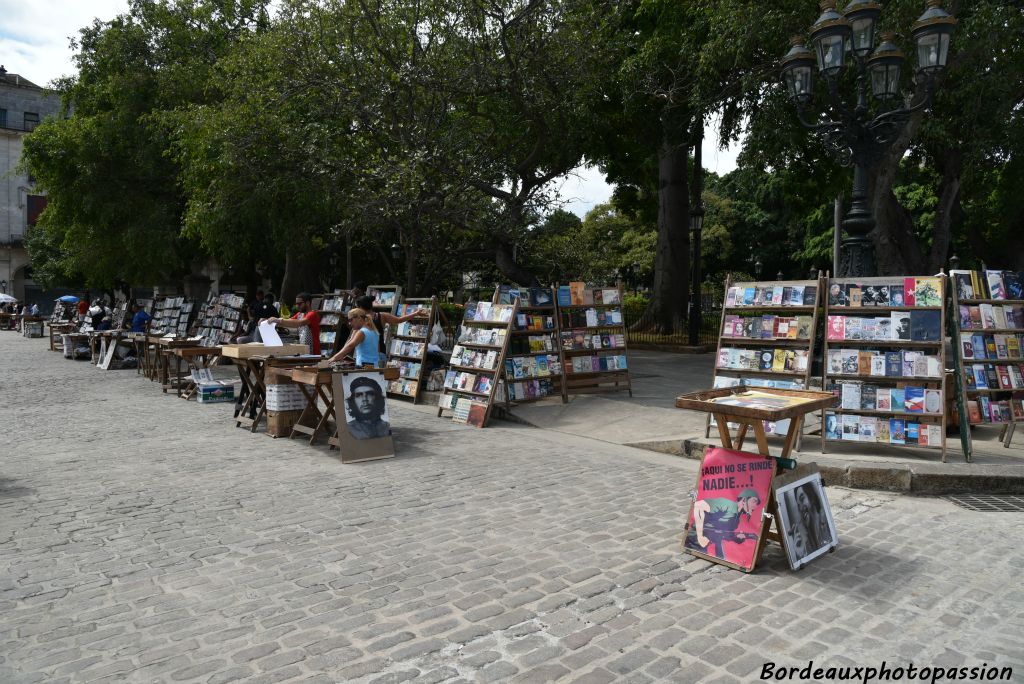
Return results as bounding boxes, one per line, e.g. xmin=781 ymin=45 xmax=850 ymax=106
xmin=870 ymin=355 xmax=886 ymax=376
xmin=827 ymin=350 xmax=843 ymax=374
xmin=849 ymin=287 xmax=863 ymax=307
xmin=861 ymin=318 xmax=878 ymax=341
xmin=903 ymin=278 xmax=916 ymax=306
xmin=842 ymin=415 xmax=861 ymax=440
xmin=876 ymin=389 xmax=892 ymax=411
xmin=602 ymin=288 xmax=620 ymax=305
xmin=860 ymin=417 xmax=877 ymax=441
xmin=927 ymin=424 xmax=943 ymax=446
xmin=772 ymin=349 xmax=787 ymax=372
xmin=958 ymin=305 xmax=972 ymax=329
xmin=771 ymin=287 xmax=784 ymax=305
xmin=904 ymin=386 xmax=925 ymax=413
xmin=783 ymin=350 xmax=797 ymax=372
xmin=889 ymin=284 xmax=905 ymax=306
xmin=961 ymin=338 xmax=975 ymax=359
xmin=557 ymin=285 xmax=571 ymax=307
xmin=915 ymin=277 xmax=942 ymax=307
xmin=967 ymin=400 xmax=981 ymax=424
xmin=845 ymin=317 xmax=864 ymax=340
xmin=876 ymin=419 xmax=891 ymax=443
xmin=803 ymin=286 xmax=818 ymax=306
xmin=582 ymin=288 xmax=594 ymax=306
xmin=825 ymin=413 xmax=841 ymax=440
xmin=972 ymin=364 xmax=988 ymax=389
xmin=452 ymin=397 xmax=473 ymax=423
xmin=827 ymin=315 xmax=846 ymax=340
xmin=860 ymin=384 xmax=877 ymax=410
xmin=789 ymin=286 xmax=803 ymax=306
xmin=892 ymin=312 xmax=912 ymax=340
xmin=858 ymin=351 xmax=873 ymax=376
xmin=466 ymin=401 xmax=488 ymax=427
xmin=794 ymin=350 xmax=809 ymax=372
xmin=968 ymin=306 xmax=982 ymax=330
xmin=985 ymin=364 xmax=999 ymax=389
xmin=891 ymin=388 xmax=905 ymax=410
xmin=828 ymin=283 xmax=849 ymax=306
xmin=742 ymin=287 xmax=755 ymax=305
xmin=1003 ymin=271 xmax=1024 ymax=300
xmin=841 ymin=351 xmax=859 ymax=375
xmin=951 ymin=270 xmax=976 ymax=301
xmin=909 ymin=309 xmax=941 ymax=342
xmin=997 ymin=365 xmax=1012 ymax=389
xmin=1009 ymin=365 xmax=1024 ymax=388
xmin=905 ymin=422 xmax=919 ymax=444
xmin=885 ymin=351 xmax=902 ymax=377
xmin=913 ymin=356 xmax=930 ymax=378
xmin=725 ymin=287 xmax=738 ymax=307
xmin=985 ymin=270 xmax=1006 ymax=300
xmin=995 ymin=334 xmax=1009 ymax=359
xmin=993 ymin=306 xmax=1008 ymax=329
xmin=902 ymin=351 xmax=919 ymax=377
xmin=918 ymin=423 xmax=930 ymax=447
xmin=569 ymin=281 xmax=586 ymax=306
xmin=861 ymin=284 xmax=880 ymax=306
xmin=758 ymin=350 xmax=774 ymax=370
xmin=1008 ymin=336 xmax=1021 ymax=358
xmin=984 ymin=335 xmax=997 ymax=357
xmin=796 ymin=316 xmax=812 ymax=340
xmin=889 ymin=419 xmax=906 ymax=445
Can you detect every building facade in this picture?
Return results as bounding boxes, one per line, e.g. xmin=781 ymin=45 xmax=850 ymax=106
xmin=0 ymin=66 xmax=61 ymax=305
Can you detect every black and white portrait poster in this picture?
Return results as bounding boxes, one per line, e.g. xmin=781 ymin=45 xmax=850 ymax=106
xmin=342 ymin=372 xmax=392 ymax=440
xmin=775 ymin=467 xmax=838 ymax=570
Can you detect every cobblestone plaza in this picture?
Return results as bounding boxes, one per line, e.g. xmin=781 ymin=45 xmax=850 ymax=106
xmin=1 ymin=334 xmax=1023 ymax=683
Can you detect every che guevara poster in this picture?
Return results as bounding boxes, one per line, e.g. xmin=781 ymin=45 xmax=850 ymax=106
xmin=683 ymin=447 xmax=775 ymax=572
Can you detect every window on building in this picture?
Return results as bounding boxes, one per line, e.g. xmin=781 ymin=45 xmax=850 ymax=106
xmin=0 ymin=108 xmax=7 ymax=128
xmin=27 ymin=195 xmax=47 ymax=226
xmin=24 ymin=112 xmax=39 ymax=131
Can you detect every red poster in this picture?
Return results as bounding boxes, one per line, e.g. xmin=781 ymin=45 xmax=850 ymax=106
xmin=683 ymin=447 xmax=776 ymax=572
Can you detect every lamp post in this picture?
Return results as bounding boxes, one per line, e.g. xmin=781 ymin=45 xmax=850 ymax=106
xmin=755 ymin=258 xmax=763 ymax=281
xmin=688 ymin=207 xmax=705 ymax=346
xmin=780 ymin=0 xmax=956 ymax=276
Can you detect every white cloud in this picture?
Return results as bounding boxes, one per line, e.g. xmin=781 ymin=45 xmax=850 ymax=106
xmin=0 ymin=0 xmax=130 ymax=87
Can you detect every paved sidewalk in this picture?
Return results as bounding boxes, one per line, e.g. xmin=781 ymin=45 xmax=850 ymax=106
xmin=505 ymin=351 xmax=1024 ymax=493
xmin=1 ymin=334 xmax=1023 ymax=683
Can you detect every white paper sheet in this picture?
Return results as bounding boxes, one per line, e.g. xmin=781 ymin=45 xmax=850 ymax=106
xmin=259 ymin=321 xmax=283 ymax=346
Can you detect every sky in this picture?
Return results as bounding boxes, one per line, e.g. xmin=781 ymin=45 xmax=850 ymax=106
xmin=0 ymin=0 xmax=743 ymax=219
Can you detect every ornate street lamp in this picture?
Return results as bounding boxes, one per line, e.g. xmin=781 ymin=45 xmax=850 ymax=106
xmin=780 ymin=0 xmax=956 ymax=276
xmin=390 ymin=243 xmax=401 ymax=262
xmin=688 ymin=206 xmax=705 ymax=346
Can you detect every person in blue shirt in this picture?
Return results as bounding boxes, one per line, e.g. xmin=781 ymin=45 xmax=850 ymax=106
xmin=322 ymin=308 xmax=380 ymax=368
xmin=130 ymin=303 xmax=151 ymax=333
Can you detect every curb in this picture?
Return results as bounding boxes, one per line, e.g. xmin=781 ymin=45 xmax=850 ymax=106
xmin=637 ymin=438 xmax=1024 ymax=495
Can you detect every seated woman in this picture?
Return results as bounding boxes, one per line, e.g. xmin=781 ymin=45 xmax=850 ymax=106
xmin=322 ymin=308 xmax=380 ymax=368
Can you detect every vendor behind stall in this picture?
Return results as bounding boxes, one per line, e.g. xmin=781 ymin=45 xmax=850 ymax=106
xmin=130 ymin=303 xmax=151 ymax=333
xmin=322 ymin=308 xmax=379 ymax=368
xmin=267 ymin=292 xmax=320 ymax=355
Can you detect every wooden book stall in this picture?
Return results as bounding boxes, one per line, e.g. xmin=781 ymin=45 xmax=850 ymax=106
xmin=948 ymin=269 xmax=1024 ymax=459
xmin=502 ymin=286 xmax=568 ymax=405
xmin=821 ymin=275 xmax=948 ymax=460
xmin=222 ymin=343 xmax=316 ymax=432
xmin=556 ymin=282 xmax=632 ymax=397
xmin=437 ymin=298 xmax=519 ymax=428
xmin=385 ymin=297 xmax=437 ymax=404
xmin=708 ymin=275 xmax=823 ymax=450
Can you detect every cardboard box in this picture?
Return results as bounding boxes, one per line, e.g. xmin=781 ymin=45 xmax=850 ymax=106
xmin=266 ymin=409 xmax=302 ymax=437
xmin=221 ymin=343 xmax=308 ymax=359
xmin=198 ymin=381 xmax=235 ymax=404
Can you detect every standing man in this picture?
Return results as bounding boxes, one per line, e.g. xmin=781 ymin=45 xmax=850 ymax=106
xmin=255 ymin=292 xmax=279 ymax=320
xmin=268 ymin=292 xmax=320 ymax=355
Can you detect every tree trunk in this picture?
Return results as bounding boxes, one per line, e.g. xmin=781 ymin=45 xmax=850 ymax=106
xmin=495 ymin=239 xmax=541 ymax=286
xmin=869 ymin=111 xmax=924 ymax=275
xmin=926 ymin=148 xmax=962 ymax=273
xmin=636 ymin=137 xmax=690 ymax=334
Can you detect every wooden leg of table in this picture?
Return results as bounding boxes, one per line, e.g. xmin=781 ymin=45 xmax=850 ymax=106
xmin=752 ymin=420 xmax=771 ymax=456
xmin=735 ymin=422 xmax=749 ymax=451
xmin=779 ymin=416 xmax=804 ymax=459
xmin=713 ymin=413 xmax=733 ymax=449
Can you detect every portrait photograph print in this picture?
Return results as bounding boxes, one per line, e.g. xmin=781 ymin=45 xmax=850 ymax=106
xmin=342 ymin=372 xmax=391 ymax=440
xmin=775 ymin=468 xmax=838 ymax=570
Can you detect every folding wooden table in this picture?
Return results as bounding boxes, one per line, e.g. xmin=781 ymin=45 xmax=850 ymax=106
xmin=172 ymin=346 xmax=223 ymax=399
xmin=675 ymin=386 xmax=838 ymax=569
xmin=233 ymin=355 xmax=321 ymax=432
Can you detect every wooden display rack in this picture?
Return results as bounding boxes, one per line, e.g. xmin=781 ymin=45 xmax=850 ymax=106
xmin=707 ymin=275 xmax=823 ymax=449
xmin=385 ymin=296 xmax=437 ymax=403
xmin=948 ymin=269 xmax=1024 ymax=460
xmin=557 ymin=282 xmax=632 ymax=397
xmin=437 ymin=298 xmax=519 ymax=427
xmin=501 ymin=286 xmax=567 ymax=404
xmin=316 ymin=292 xmax=355 ymax=354
xmin=821 ymin=275 xmax=948 ymax=460
xmin=194 ymin=292 xmax=247 ymax=347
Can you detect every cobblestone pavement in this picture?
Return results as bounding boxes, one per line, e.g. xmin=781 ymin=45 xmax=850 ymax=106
xmin=1 ymin=333 xmax=1023 ymax=683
